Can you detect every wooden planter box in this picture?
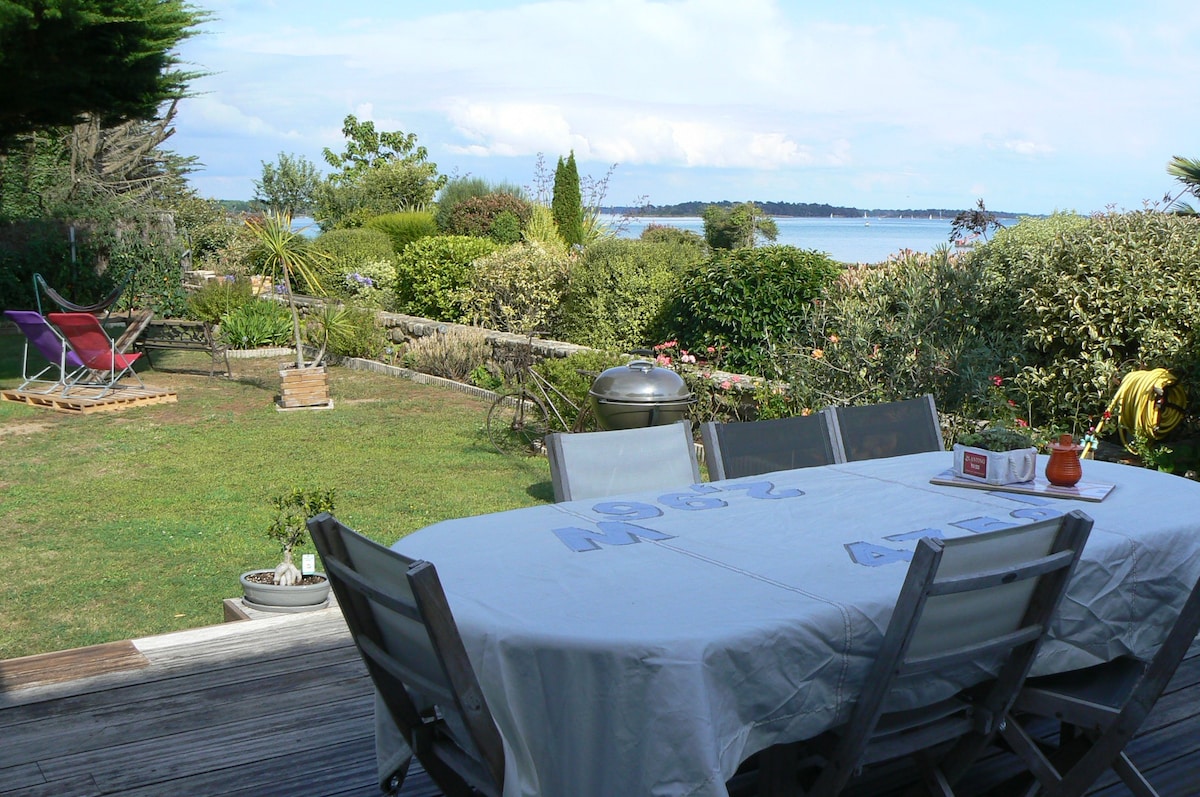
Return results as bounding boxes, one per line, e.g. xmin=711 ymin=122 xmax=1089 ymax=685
xmin=952 ymin=444 xmax=1038 ymax=485
xmin=278 ymin=364 xmax=332 ymax=410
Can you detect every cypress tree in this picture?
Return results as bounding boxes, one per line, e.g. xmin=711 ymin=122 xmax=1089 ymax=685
xmin=551 ymin=151 xmax=584 ymax=246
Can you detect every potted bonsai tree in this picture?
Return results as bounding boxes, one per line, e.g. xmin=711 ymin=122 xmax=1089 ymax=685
xmin=953 ymin=426 xmax=1038 ymax=485
xmin=240 ymin=487 xmax=337 ymax=612
xmin=244 ymin=212 xmax=335 ymax=409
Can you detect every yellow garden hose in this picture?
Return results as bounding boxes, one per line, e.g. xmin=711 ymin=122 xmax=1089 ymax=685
xmin=1081 ymin=368 xmax=1187 ymax=459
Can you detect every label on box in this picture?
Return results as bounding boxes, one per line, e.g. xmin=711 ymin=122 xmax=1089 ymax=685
xmin=961 ymin=449 xmax=989 ymax=478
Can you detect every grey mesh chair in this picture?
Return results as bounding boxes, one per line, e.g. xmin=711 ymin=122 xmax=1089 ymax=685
xmin=1001 ymin=572 xmax=1200 ymax=797
xmin=700 ymin=412 xmax=842 ymax=481
xmin=545 ymin=420 xmax=701 ymax=502
xmin=805 ymin=510 xmax=1094 ymax=797
xmin=827 ymin=394 xmax=944 ymax=462
xmin=307 ymin=513 xmax=505 ymax=797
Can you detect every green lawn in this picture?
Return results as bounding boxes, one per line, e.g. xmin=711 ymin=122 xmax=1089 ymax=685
xmin=0 ymin=333 xmax=551 ymax=659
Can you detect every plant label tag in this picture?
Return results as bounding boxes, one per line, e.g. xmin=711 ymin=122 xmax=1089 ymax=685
xmin=301 ymin=554 xmax=316 ymax=575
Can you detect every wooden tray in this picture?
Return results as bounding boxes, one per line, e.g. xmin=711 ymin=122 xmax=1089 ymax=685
xmin=929 ymin=468 xmax=1115 ymax=502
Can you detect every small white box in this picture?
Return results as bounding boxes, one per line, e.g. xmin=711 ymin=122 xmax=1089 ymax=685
xmin=952 ymin=444 xmax=1038 ymax=485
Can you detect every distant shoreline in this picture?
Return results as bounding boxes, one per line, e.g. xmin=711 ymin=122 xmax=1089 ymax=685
xmin=602 ymin=200 xmax=1027 ymax=219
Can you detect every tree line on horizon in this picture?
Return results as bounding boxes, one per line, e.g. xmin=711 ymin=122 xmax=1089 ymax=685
xmin=604 ymin=200 xmax=1025 ymax=219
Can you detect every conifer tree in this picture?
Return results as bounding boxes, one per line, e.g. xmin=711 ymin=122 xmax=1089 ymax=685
xmin=551 ymin=151 xmax=584 ymax=246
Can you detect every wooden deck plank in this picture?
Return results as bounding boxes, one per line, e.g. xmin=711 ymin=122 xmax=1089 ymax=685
xmin=1 ymin=613 xmax=1198 ymax=797
xmin=0 ymin=641 xmax=148 ymax=691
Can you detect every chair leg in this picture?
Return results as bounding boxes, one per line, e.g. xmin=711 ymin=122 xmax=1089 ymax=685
xmin=1113 ymin=752 xmax=1159 ymax=797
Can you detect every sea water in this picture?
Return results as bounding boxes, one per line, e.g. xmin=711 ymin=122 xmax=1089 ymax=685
xmin=603 ymin=214 xmax=956 ymax=264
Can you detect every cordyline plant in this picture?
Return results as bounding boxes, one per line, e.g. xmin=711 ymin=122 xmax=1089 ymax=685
xmin=244 ymin=211 xmax=331 ymax=370
xmin=266 ymin=488 xmax=336 ymax=585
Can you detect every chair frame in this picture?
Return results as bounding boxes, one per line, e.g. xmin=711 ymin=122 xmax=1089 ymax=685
xmin=3 ymin=310 xmax=88 ymax=394
xmin=827 ymin=394 xmax=944 ymax=462
xmin=1000 ymin=570 xmax=1200 ymax=797
xmin=806 ymin=510 xmax=1094 ymax=797
xmin=700 ymin=411 xmax=843 ymax=481
xmin=545 ymin=419 xmax=701 ymax=503
xmin=307 ymin=513 xmax=505 ymax=797
xmin=47 ymin=312 xmax=146 ymax=398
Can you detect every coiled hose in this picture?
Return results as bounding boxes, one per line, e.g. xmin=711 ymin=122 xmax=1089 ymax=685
xmin=1082 ymin=368 xmax=1187 ymax=459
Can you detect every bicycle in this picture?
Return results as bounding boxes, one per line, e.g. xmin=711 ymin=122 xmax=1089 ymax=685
xmin=487 ymin=333 xmax=600 ymax=455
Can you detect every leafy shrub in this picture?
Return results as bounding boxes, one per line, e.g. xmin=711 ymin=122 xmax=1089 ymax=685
xmin=187 ymin=277 xmax=255 ymax=322
xmin=522 ymin=203 xmax=566 ymax=249
xmin=970 ymin=211 xmax=1200 ymax=431
xmin=641 ymin=223 xmax=708 ymax=253
xmin=654 ymin=245 xmax=841 ymax=374
xmin=461 ymin=242 xmax=571 ymax=334
xmin=768 ymin=249 xmax=995 ymax=415
xmin=401 ymin=328 xmax=491 ymax=381
xmin=435 ymin=177 xmax=525 ymax=231
xmin=556 ymin=238 xmax=703 ymax=351
xmin=445 ymin=193 xmax=533 ymax=241
xmin=311 ymin=228 xmax=395 ymax=273
xmin=365 ymin=211 xmax=438 ymax=253
xmin=335 ymin=259 xmax=396 ymax=309
xmin=305 ymin=303 xmax=386 ymax=360
xmin=392 ymin=235 xmax=498 ymax=321
xmin=219 ymin=299 xmax=293 ymax=348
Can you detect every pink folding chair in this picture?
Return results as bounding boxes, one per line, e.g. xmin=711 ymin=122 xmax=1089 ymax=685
xmin=4 ymin=310 xmax=88 ymax=394
xmin=48 ymin=312 xmax=145 ymax=397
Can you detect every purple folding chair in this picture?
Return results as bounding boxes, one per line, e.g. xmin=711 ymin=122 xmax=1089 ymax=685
xmin=4 ymin=310 xmax=88 ymax=394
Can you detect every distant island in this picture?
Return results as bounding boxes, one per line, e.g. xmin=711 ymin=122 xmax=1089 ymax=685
xmin=603 ymin=200 xmax=1025 ymax=219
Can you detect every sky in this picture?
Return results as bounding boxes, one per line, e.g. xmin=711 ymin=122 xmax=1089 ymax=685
xmin=171 ymin=0 xmax=1200 ymax=216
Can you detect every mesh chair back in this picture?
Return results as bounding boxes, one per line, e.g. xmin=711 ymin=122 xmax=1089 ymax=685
xmin=701 ymin=412 xmax=842 ymax=480
xmin=546 ymin=420 xmax=701 ymax=502
xmin=307 ymin=513 xmax=504 ymax=796
xmin=829 ymin=394 xmax=944 ymax=462
xmin=807 ymin=510 xmax=1094 ymax=797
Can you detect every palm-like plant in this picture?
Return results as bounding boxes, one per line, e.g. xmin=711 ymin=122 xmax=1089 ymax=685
xmin=1166 ymin=156 xmax=1200 ymax=215
xmin=244 ymin=212 xmax=330 ymax=369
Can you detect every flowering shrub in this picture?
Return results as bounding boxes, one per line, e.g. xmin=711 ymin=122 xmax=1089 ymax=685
xmin=337 ymin=259 xmax=396 ymax=309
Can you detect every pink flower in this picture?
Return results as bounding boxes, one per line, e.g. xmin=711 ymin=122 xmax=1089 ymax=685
xmin=706 ymin=346 xmax=716 ymax=354
xmin=731 ymin=375 xmax=742 ymax=382
xmin=656 ymin=354 xmax=672 ymax=365
xmin=990 ymin=375 xmax=1003 ymax=387
xmin=1016 ymin=418 xmax=1029 ymax=427
xmin=719 ymin=380 xmax=732 ymax=390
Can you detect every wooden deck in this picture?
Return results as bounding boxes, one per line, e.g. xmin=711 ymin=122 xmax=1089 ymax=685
xmin=2 ymin=609 xmax=1198 ymax=796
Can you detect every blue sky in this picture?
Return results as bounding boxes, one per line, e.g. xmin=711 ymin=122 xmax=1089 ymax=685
xmin=172 ymin=0 xmax=1200 ymax=215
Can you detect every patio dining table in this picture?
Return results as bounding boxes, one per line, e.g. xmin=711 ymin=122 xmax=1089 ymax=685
xmin=382 ymin=451 xmax=1200 ymax=797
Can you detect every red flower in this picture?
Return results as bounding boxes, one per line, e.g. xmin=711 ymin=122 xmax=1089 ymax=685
xmin=1016 ymin=418 xmax=1028 ymax=427
xmin=990 ymin=375 xmax=1003 ymax=387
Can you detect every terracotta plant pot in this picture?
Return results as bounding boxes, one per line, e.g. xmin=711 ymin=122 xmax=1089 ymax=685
xmin=1045 ymin=434 xmax=1083 ymax=487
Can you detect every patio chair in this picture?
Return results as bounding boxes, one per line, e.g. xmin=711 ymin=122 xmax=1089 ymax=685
xmin=47 ymin=312 xmax=145 ymax=398
xmin=1000 ymin=571 xmax=1200 ymax=797
xmin=545 ymin=420 xmax=702 ymax=502
xmin=307 ymin=512 xmax=505 ymax=797
xmin=827 ymin=394 xmax=944 ymax=461
xmin=3 ymin=310 xmax=87 ymax=393
xmin=700 ymin=412 xmax=843 ymax=481
xmin=804 ymin=510 xmax=1094 ymax=797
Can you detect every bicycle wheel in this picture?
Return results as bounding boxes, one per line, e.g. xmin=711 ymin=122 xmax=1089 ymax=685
xmin=571 ymin=401 xmax=604 ymax=433
xmin=488 ymin=390 xmax=553 ymax=455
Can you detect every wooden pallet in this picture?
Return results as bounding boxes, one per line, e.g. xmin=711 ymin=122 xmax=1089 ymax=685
xmin=0 ymin=384 xmax=178 ymax=414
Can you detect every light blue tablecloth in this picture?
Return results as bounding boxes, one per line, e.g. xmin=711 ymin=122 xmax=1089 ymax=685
xmin=382 ymin=452 xmax=1200 ymax=797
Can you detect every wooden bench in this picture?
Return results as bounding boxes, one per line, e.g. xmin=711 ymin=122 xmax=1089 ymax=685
xmin=134 ymin=318 xmax=231 ymax=377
